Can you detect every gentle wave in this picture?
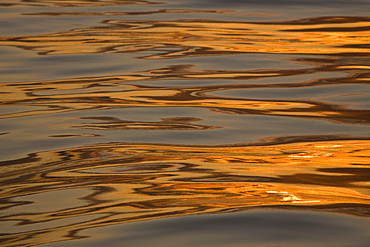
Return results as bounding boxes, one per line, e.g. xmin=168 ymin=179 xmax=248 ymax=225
xmin=1 ymin=0 xmax=157 ymax=7
xmin=1 ymin=0 xmax=370 ymax=246
xmin=1 ymin=16 xmax=370 ymax=57
xmin=1 ymin=139 xmax=370 ymax=246
xmin=1 ymin=61 xmax=369 ymax=125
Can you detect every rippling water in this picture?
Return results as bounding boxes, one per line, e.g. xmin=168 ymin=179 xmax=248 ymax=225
xmin=1 ymin=0 xmax=370 ymax=246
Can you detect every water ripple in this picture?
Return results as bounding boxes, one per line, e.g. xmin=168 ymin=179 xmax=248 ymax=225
xmin=1 ymin=1 xmax=370 ymax=246
xmin=0 ymin=140 xmax=370 ymax=246
xmin=1 ymin=16 xmax=370 ymax=57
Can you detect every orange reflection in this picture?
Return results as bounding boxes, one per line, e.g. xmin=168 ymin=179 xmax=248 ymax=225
xmin=6 ymin=0 xmax=157 ymax=7
xmin=1 ymin=8 xmax=370 ymax=246
xmin=1 ymin=68 xmax=369 ymax=125
xmin=0 ymin=139 xmax=369 ymax=246
xmin=1 ymin=16 xmax=369 ymax=57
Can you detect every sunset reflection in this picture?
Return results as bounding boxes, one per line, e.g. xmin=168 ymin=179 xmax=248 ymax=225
xmin=1 ymin=17 xmax=370 ymax=57
xmin=0 ymin=140 xmax=369 ymax=246
xmin=1 ymin=67 xmax=369 ymax=125
xmin=1 ymin=0 xmax=370 ymax=246
xmin=4 ymin=0 xmax=156 ymax=7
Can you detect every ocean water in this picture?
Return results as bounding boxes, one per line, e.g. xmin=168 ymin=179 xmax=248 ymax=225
xmin=1 ymin=0 xmax=370 ymax=246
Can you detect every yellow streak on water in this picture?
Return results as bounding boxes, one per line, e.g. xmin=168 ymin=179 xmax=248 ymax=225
xmin=1 ymin=4 xmax=370 ymax=246
xmin=1 ymin=17 xmax=370 ymax=57
xmin=0 ymin=140 xmax=369 ymax=246
xmin=5 ymin=0 xmax=155 ymax=7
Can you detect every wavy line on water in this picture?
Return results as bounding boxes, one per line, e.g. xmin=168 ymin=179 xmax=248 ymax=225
xmin=1 ymin=0 xmax=158 ymax=7
xmin=1 ymin=82 xmax=369 ymax=125
xmin=0 ymin=138 xmax=369 ymax=246
xmin=1 ymin=57 xmax=369 ymax=124
xmin=73 ymin=116 xmax=221 ymax=131
xmin=22 ymin=9 xmax=234 ymax=16
xmin=1 ymin=16 xmax=370 ymax=57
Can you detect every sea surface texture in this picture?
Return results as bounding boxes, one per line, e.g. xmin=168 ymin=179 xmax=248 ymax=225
xmin=1 ymin=0 xmax=370 ymax=246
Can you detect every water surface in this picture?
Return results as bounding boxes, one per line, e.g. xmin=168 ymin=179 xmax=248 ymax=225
xmin=1 ymin=0 xmax=370 ymax=246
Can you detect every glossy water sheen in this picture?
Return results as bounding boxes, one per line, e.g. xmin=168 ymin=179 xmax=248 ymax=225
xmin=1 ymin=0 xmax=370 ymax=246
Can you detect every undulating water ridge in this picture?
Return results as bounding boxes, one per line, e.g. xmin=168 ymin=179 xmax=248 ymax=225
xmin=1 ymin=0 xmax=370 ymax=246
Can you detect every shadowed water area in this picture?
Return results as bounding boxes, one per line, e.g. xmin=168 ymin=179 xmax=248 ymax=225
xmin=1 ymin=0 xmax=370 ymax=246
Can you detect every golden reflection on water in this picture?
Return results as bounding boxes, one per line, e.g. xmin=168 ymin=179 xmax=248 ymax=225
xmin=1 ymin=140 xmax=370 ymax=246
xmin=1 ymin=16 xmax=370 ymax=57
xmin=1 ymin=62 xmax=369 ymax=124
xmin=2 ymin=0 xmax=156 ymax=7
xmin=1 ymin=1 xmax=370 ymax=246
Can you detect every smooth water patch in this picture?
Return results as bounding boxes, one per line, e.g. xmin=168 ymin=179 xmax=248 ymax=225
xmin=41 ymin=209 xmax=370 ymax=247
xmin=209 ymin=84 xmax=370 ymax=102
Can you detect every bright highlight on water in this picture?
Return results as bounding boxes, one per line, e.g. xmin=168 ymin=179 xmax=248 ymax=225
xmin=0 ymin=0 xmax=370 ymax=246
